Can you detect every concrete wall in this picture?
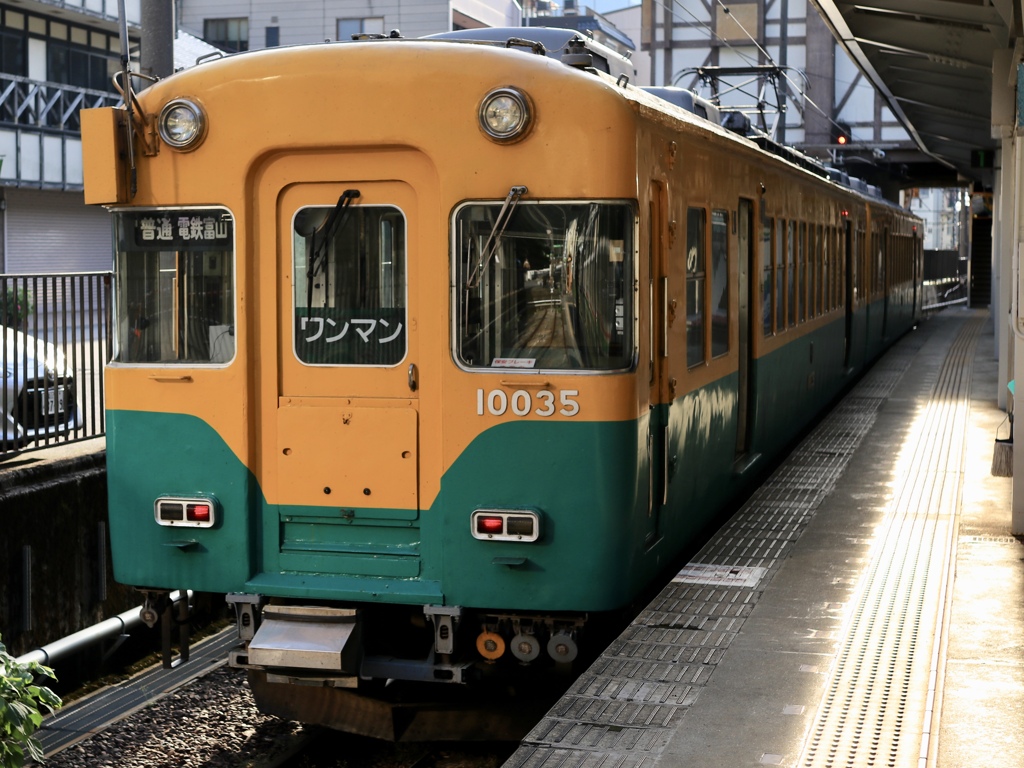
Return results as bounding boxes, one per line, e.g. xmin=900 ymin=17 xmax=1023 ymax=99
xmin=0 ymin=443 xmax=137 ymax=658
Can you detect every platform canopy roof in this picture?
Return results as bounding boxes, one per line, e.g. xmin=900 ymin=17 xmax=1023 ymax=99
xmin=811 ymin=0 xmax=1016 ymax=187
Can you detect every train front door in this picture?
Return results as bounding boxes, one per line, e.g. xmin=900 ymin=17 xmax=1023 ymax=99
xmin=269 ymin=174 xmax=422 ymax=543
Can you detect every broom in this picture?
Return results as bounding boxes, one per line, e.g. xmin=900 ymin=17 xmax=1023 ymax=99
xmin=992 ymin=413 xmax=1013 ymax=477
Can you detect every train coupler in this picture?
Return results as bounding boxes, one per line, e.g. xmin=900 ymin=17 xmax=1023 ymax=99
xmin=225 ymin=592 xmax=265 ymax=642
xmin=424 ymin=604 xmax=461 ymax=655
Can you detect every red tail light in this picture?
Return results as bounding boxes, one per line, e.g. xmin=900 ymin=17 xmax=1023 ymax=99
xmin=187 ymin=503 xmax=211 ymax=522
xmin=477 ymin=515 xmax=504 ymax=535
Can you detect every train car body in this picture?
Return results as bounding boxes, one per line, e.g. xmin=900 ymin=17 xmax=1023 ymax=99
xmin=82 ymin=28 xmax=922 ymax=738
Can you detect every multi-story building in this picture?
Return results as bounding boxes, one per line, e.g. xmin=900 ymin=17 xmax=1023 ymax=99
xmin=178 ymin=0 xmax=522 ymax=51
xmin=0 ymin=1 xmax=233 ymax=277
xmin=0 ymin=0 xmax=137 ymax=274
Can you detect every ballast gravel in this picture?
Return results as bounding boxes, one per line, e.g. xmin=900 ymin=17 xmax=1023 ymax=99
xmin=41 ymin=666 xmax=307 ymax=768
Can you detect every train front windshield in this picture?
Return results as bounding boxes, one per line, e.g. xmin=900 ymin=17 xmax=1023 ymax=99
xmin=454 ymin=202 xmax=634 ymax=371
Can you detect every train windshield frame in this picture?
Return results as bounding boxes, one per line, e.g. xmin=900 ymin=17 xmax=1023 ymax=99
xmin=110 ymin=207 xmax=236 ymax=366
xmin=453 ymin=200 xmax=635 ymax=372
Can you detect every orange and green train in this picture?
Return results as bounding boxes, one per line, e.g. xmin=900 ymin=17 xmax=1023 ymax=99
xmin=81 ymin=27 xmax=923 ymax=737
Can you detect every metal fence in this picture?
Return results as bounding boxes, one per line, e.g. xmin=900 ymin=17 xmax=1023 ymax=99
xmin=921 ymin=249 xmax=970 ymax=311
xmin=1 ymin=273 xmax=111 ymax=456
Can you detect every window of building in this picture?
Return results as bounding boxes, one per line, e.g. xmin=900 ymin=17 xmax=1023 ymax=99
xmin=337 ymin=17 xmax=384 ymax=40
xmin=265 ymin=26 xmax=279 ymax=47
xmin=204 ymin=18 xmax=249 ymax=53
xmin=0 ymin=8 xmax=119 ymax=90
xmin=0 ymin=30 xmax=24 ymax=76
xmin=47 ymin=41 xmax=115 ymax=91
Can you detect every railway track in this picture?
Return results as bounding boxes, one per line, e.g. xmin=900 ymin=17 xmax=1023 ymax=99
xmin=33 ymin=626 xmax=520 ymax=768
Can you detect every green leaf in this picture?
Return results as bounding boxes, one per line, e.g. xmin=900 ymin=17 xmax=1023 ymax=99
xmin=25 ymin=735 xmax=44 ymax=763
xmin=38 ymin=689 xmax=61 ymax=711
xmin=0 ymin=632 xmax=61 ymax=767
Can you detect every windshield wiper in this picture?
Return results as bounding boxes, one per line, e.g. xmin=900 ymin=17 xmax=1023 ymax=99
xmin=307 ymin=189 xmax=360 ymax=310
xmin=466 ymin=185 xmax=527 ymax=289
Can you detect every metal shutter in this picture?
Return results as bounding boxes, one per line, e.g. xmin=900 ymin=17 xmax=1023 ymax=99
xmin=5 ymin=188 xmax=111 ymax=274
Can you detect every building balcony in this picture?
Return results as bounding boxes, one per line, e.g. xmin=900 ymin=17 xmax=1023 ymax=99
xmin=20 ymin=0 xmax=139 ymax=28
xmin=0 ymin=74 xmax=121 ymax=191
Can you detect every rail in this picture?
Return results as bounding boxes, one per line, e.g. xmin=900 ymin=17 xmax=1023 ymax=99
xmin=1 ymin=272 xmax=111 ymax=455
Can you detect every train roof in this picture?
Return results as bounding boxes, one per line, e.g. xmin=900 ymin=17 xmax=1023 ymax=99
xmin=171 ymin=27 xmax=903 ymax=210
xmin=421 ymin=30 xmax=895 ymax=206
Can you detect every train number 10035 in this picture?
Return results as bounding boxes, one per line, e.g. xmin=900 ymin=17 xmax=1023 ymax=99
xmin=476 ymin=388 xmax=580 ymax=418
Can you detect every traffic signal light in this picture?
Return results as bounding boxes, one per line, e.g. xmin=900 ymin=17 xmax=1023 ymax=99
xmin=832 ymin=121 xmax=851 ymax=147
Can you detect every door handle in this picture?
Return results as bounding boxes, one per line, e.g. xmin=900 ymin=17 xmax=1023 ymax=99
xmin=408 ymin=363 xmax=418 ymax=392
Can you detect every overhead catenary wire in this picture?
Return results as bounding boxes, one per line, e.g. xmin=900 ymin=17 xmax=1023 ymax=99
xmin=650 ymin=0 xmax=861 ymax=144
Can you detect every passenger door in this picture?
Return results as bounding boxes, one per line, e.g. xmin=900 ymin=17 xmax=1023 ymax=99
xmin=646 ymin=182 xmax=669 ymax=545
xmin=268 ymin=176 xmax=423 ymax=581
xmin=274 ymin=180 xmax=420 ymax=518
xmin=736 ymin=199 xmax=755 ymax=458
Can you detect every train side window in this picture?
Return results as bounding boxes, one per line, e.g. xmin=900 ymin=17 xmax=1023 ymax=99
xmin=839 ymin=227 xmax=847 ymax=311
xmin=710 ymin=209 xmax=729 ymax=358
xmin=292 ymin=204 xmax=407 ymax=366
xmin=797 ymin=222 xmax=806 ymax=323
xmin=787 ymin=220 xmax=796 ymax=327
xmin=111 ymin=208 xmax=235 ymax=365
xmin=815 ymin=224 xmax=823 ymax=317
xmin=453 ymin=201 xmax=633 ymax=372
xmin=836 ymin=227 xmax=843 ymax=310
xmin=813 ymin=226 xmax=818 ymax=310
xmin=761 ymin=216 xmax=773 ymax=336
xmin=837 ymin=227 xmax=844 ymax=309
xmin=775 ymin=219 xmax=785 ymax=332
xmin=822 ymin=226 xmax=831 ymax=314
xmin=686 ymin=207 xmax=706 ymax=367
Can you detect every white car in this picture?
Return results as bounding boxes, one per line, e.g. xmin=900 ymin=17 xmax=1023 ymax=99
xmin=1 ymin=326 xmax=77 ymax=453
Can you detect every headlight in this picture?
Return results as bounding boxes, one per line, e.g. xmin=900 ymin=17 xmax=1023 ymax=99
xmin=479 ymin=87 xmax=532 ymax=143
xmin=158 ymin=98 xmax=207 ymax=150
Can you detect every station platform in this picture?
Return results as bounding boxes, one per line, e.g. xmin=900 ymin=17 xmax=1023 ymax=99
xmin=506 ymin=307 xmax=1021 ymax=768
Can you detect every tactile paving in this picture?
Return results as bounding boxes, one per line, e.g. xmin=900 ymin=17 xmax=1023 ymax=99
xmin=506 ymin=315 xmax=976 ymax=768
